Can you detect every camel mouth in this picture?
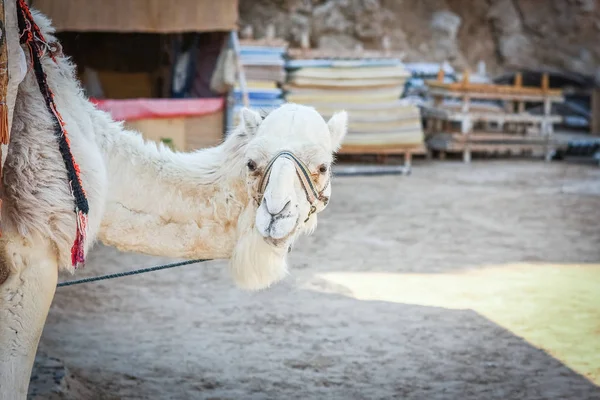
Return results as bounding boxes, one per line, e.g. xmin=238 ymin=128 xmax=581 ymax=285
xmin=258 ymin=215 xmax=300 ymax=249
xmin=255 ymin=199 xmax=301 ymax=245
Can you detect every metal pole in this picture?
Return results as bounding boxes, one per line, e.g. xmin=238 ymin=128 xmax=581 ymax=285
xmin=230 ymin=30 xmax=249 ymax=108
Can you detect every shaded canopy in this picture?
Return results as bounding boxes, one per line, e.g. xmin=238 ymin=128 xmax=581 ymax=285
xmin=31 ymin=0 xmax=239 ymax=33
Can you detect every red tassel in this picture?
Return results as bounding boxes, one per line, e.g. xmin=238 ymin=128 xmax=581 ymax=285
xmin=70 ymin=209 xmax=87 ymax=268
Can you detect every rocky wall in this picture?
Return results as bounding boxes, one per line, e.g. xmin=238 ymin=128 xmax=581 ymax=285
xmin=239 ymin=0 xmax=600 ymax=80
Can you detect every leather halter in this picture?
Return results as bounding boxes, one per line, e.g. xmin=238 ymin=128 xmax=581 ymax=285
xmin=257 ymin=151 xmax=330 ymax=223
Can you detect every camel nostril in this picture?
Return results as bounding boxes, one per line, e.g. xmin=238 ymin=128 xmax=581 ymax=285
xmin=264 ymin=199 xmax=292 ymax=216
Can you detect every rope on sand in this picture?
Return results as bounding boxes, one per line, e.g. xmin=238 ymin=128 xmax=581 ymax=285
xmin=57 ymin=259 xmax=210 ymax=288
xmin=333 ymin=165 xmax=412 ymax=176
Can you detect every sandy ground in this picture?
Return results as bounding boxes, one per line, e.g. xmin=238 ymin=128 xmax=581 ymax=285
xmin=31 ymin=160 xmax=600 ymax=400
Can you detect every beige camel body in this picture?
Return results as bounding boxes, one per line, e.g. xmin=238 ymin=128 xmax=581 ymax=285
xmin=0 ymin=9 xmax=347 ymax=399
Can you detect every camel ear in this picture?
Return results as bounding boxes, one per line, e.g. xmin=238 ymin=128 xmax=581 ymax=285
xmin=240 ymin=107 xmax=263 ymax=136
xmin=327 ymin=111 xmax=348 ymax=151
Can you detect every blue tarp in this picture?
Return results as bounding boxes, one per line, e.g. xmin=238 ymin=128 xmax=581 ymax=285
xmin=240 ymin=46 xmax=287 ymax=56
xmin=233 ymin=88 xmax=283 ymax=101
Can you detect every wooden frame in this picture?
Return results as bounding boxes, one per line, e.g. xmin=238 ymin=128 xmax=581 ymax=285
xmin=423 ymin=71 xmax=565 ymax=162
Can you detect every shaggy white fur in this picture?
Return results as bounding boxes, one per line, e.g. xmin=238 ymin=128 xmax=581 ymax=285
xmin=0 ymin=8 xmax=347 ymax=399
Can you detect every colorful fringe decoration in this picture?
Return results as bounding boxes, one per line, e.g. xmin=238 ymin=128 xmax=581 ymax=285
xmin=17 ymin=0 xmax=89 ymax=268
xmin=0 ymin=0 xmax=9 ymax=200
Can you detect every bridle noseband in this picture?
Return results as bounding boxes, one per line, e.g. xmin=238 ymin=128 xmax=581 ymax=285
xmin=257 ymin=151 xmax=330 ymax=223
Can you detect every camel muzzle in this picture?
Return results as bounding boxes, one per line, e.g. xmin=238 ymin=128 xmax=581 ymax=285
xmin=257 ymin=151 xmax=330 ymax=223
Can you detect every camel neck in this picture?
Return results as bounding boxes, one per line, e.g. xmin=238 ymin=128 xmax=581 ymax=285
xmin=96 ymin=124 xmax=250 ymax=259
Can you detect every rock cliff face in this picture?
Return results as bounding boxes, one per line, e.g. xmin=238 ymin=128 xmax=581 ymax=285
xmin=239 ymin=0 xmax=600 ymax=79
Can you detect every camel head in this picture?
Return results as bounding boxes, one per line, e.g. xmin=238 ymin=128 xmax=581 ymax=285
xmin=229 ymin=103 xmax=347 ymax=291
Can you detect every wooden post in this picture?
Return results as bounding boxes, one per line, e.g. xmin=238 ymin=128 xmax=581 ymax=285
xmin=541 ymin=73 xmax=549 ymax=92
xmin=515 ymin=72 xmax=525 ymax=113
xmin=404 ymin=151 xmax=412 ymax=171
xmin=436 ymin=66 xmax=445 ymax=82
xmin=460 ymin=69 xmax=471 ymax=114
xmin=460 ymin=68 xmax=470 ymax=90
xmin=461 ymin=118 xmax=472 ymax=163
xmin=591 ymin=87 xmax=600 ymax=136
xmin=514 ymin=72 xmax=523 ymax=87
xmin=541 ymin=73 xmax=552 ymax=161
xmin=460 ymin=69 xmax=472 ymax=163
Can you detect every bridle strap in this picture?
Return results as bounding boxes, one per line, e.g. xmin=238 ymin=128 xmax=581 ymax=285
xmin=258 ymin=151 xmax=330 ymax=221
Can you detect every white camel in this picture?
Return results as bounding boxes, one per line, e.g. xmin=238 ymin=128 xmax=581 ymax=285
xmin=0 ymin=8 xmax=348 ymax=399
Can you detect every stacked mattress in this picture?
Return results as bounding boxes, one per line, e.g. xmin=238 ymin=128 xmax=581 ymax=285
xmin=232 ymin=43 xmax=286 ymax=126
xmin=284 ymin=58 xmax=424 ymax=150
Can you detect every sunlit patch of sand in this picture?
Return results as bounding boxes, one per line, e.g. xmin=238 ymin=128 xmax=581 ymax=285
xmin=310 ymin=263 xmax=600 ymax=385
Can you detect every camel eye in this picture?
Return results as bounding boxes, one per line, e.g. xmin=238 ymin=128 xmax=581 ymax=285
xmin=318 ymin=164 xmax=329 ymax=174
xmin=247 ymin=160 xmax=257 ymax=172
